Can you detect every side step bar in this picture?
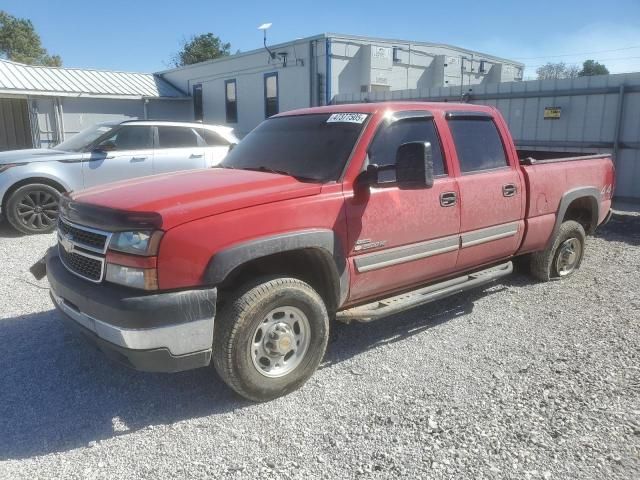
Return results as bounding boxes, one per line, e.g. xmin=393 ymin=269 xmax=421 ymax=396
xmin=336 ymin=261 xmax=513 ymax=323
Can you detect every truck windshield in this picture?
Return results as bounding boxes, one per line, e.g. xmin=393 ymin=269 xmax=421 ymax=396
xmin=221 ymin=113 xmax=369 ymax=182
xmin=53 ymin=123 xmax=117 ymax=152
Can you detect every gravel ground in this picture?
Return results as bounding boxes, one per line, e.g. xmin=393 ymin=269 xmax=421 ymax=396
xmin=0 ymin=212 xmax=638 ymax=480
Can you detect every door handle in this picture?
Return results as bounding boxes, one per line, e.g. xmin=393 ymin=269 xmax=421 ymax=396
xmin=502 ymin=183 xmax=517 ymax=197
xmin=440 ymin=191 xmax=457 ymax=207
xmin=131 ymin=156 xmax=147 ymax=162
xmin=190 ymin=153 xmax=204 ymax=159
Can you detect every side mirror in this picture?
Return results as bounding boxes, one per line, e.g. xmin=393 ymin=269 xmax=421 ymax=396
xmin=395 ymin=141 xmax=434 ymax=188
xmin=95 ymin=141 xmax=116 ymax=153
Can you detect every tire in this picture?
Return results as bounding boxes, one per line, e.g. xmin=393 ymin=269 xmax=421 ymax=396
xmin=213 ymin=276 xmax=329 ymax=402
xmin=530 ymin=220 xmax=586 ymax=281
xmin=6 ymin=183 xmax=62 ymax=235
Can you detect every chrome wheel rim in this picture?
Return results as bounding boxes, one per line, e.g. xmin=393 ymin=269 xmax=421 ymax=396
xmin=16 ymin=191 xmax=58 ymax=230
xmin=250 ymin=306 xmax=311 ymax=378
xmin=556 ymin=238 xmax=582 ymax=276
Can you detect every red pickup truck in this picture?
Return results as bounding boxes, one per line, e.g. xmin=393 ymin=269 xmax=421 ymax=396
xmin=41 ymin=102 xmax=614 ymax=401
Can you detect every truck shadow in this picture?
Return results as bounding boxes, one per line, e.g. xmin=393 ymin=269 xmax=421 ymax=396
xmin=0 ymin=274 xmax=531 ymax=461
xmin=0 ymin=221 xmax=23 ymax=238
xmin=0 ymin=310 xmax=249 ymax=461
xmin=596 ymin=211 xmax=640 ymax=246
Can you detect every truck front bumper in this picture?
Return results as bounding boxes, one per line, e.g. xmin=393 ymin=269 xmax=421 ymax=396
xmin=46 ymin=250 xmax=217 ymax=373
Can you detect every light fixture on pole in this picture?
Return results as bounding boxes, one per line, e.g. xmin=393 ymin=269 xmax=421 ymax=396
xmin=258 ymin=23 xmax=276 ymax=59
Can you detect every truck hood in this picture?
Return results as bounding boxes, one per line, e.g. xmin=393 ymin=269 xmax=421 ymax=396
xmin=70 ymin=168 xmax=323 ymax=230
xmin=0 ymin=148 xmax=81 ymax=165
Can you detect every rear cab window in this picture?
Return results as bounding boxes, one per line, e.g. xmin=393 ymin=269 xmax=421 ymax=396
xmin=447 ymin=116 xmax=508 ymax=173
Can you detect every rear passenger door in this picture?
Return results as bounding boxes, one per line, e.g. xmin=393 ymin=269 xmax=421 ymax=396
xmin=152 ymin=126 xmax=206 ymax=175
xmin=346 ymin=112 xmax=461 ymax=303
xmin=446 ymin=112 xmax=524 ymax=270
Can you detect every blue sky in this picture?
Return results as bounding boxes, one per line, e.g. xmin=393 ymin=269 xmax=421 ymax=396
xmin=3 ymin=0 xmax=640 ymax=78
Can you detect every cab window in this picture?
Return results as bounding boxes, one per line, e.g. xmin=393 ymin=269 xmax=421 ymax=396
xmin=448 ymin=118 xmax=508 ymax=173
xmin=368 ymin=116 xmax=446 ymax=182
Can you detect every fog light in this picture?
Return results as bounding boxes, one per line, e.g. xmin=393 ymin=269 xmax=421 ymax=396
xmin=106 ymin=263 xmax=158 ymax=290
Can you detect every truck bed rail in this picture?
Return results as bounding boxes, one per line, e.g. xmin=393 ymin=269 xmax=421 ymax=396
xmin=519 ymin=153 xmax=611 ymax=166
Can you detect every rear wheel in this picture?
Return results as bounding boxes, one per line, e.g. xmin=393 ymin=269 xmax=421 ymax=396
xmin=213 ymin=276 xmax=329 ymax=402
xmin=530 ymin=220 xmax=586 ymax=281
xmin=5 ymin=184 xmax=61 ymax=235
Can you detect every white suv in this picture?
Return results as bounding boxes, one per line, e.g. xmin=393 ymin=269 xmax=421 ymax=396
xmin=0 ymin=120 xmax=238 ymax=234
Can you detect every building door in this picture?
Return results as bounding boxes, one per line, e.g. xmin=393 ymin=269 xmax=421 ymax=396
xmin=0 ymin=98 xmax=33 ymax=151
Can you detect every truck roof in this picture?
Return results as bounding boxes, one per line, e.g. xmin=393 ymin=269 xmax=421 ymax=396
xmin=278 ymin=102 xmax=497 ymax=117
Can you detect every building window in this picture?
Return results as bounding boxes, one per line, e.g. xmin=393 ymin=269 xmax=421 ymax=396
xmin=193 ymin=84 xmax=203 ymax=121
xmin=392 ymin=47 xmax=401 ymax=63
xmin=264 ymin=73 xmax=278 ymax=118
xmin=225 ymin=79 xmax=238 ymax=123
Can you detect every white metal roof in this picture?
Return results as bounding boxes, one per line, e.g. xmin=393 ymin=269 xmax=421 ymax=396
xmin=0 ymin=59 xmax=186 ymax=99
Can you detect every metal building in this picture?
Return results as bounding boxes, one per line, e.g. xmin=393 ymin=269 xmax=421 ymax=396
xmin=0 ymin=59 xmax=191 ymax=151
xmin=158 ymin=33 xmax=524 ymax=136
xmin=334 ymin=72 xmax=640 ymax=201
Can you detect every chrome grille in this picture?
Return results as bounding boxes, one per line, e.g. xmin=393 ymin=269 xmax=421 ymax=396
xmin=59 ymin=245 xmax=104 ymax=282
xmin=58 ymin=218 xmax=110 ymax=254
xmin=57 ymin=218 xmax=111 ymax=283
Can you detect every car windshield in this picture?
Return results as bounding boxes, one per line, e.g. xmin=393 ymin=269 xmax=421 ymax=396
xmin=221 ymin=113 xmax=369 ymax=182
xmin=53 ymin=123 xmax=117 ymax=152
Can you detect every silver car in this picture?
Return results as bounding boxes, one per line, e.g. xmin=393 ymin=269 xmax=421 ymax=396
xmin=0 ymin=120 xmax=238 ymax=234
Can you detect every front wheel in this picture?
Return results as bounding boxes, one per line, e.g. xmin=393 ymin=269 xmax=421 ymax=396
xmin=212 ymin=277 xmax=329 ymax=402
xmin=6 ymin=183 xmax=61 ymax=234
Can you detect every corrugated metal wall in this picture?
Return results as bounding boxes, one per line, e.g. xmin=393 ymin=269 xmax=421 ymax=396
xmin=334 ymin=72 xmax=640 ymax=200
xmin=0 ymin=98 xmax=33 ymax=151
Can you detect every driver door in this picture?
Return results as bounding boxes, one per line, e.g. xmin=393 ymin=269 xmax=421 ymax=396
xmin=83 ymin=125 xmax=154 ymax=188
xmin=346 ymin=113 xmax=461 ymax=303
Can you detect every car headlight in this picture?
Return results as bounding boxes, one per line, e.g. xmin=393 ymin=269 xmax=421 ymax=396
xmin=0 ymin=162 xmax=27 ymax=173
xmin=109 ymin=231 xmax=163 ymax=256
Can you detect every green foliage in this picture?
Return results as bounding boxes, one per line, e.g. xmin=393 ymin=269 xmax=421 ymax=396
xmin=579 ymin=59 xmax=609 ymax=77
xmin=172 ymin=33 xmax=231 ymax=67
xmin=0 ymin=10 xmax=62 ymax=66
xmin=535 ymin=62 xmax=580 ymax=80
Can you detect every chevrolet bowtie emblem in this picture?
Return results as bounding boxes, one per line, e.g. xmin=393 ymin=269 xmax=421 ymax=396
xmin=59 ymin=234 xmax=75 ymax=254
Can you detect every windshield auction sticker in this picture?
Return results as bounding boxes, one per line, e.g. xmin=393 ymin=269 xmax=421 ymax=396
xmin=327 ymin=113 xmax=368 ymax=124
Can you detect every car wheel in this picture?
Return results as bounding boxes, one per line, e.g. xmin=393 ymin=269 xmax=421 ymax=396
xmin=6 ymin=183 xmax=61 ymax=235
xmin=530 ymin=220 xmax=586 ymax=281
xmin=213 ymin=276 xmax=329 ymax=402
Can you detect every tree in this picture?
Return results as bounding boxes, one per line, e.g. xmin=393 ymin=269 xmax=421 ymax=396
xmin=172 ymin=33 xmax=231 ymax=67
xmin=536 ymin=62 xmax=580 ymax=80
xmin=0 ymin=11 xmax=62 ymax=66
xmin=579 ymin=59 xmax=609 ymax=77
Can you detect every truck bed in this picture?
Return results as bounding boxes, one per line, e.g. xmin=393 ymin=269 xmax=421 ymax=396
xmin=516 ymin=152 xmax=614 ymax=254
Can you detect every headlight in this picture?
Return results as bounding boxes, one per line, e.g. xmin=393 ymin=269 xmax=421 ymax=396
xmin=109 ymin=231 xmax=163 ymax=256
xmin=0 ymin=163 xmax=27 ymax=173
xmin=106 ymin=264 xmax=158 ymax=290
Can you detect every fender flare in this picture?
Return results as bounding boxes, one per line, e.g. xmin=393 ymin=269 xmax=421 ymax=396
xmin=550 ymin=186 xmax=600 ymax=243
xmin=1 ymin=173 xmax=71 ymax=207
xmin=204 ymin=229 xmax=349 ymax=308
